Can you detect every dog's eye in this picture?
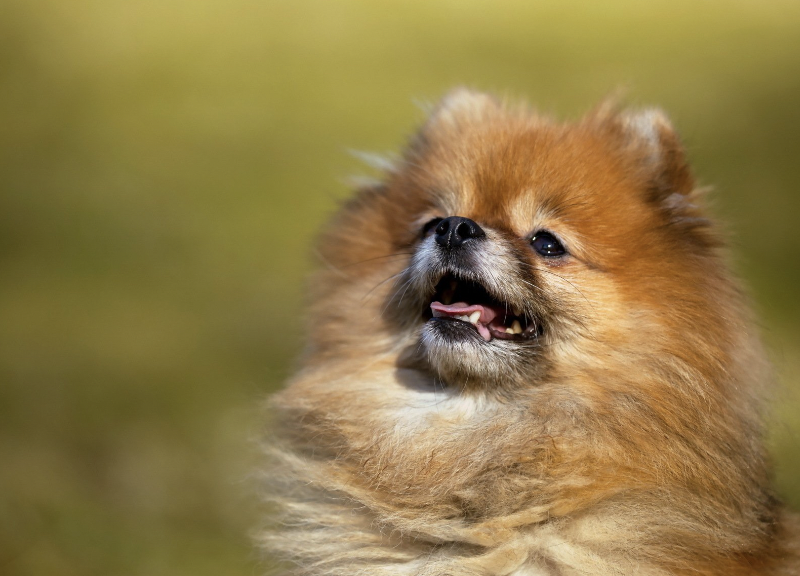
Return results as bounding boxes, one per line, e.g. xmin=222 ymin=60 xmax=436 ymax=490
xmin=421 ymin=217 xmax=443 ymax=237
xmin=531 ymin=231 xmax=566 ymax=257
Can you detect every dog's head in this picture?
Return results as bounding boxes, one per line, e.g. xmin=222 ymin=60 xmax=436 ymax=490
xmin=308 ymin=89 xmax=762 ymax=403
xmin=318 ymin=88 xmax=741 ymax=395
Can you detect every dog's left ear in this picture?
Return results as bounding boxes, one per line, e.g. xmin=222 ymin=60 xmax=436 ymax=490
xmin=603 ymin=107 xmax=714 ymax=236
xmin=614 ymin=108 xmax=695 ymax=200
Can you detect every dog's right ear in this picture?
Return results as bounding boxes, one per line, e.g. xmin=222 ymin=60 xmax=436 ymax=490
xmin=616 ymin=108 xmax=695 ymax=199
xmin=425 ymin=88 xmax=499 ymax=128
xmin=412 ymin=88 xmax=500 ymax=151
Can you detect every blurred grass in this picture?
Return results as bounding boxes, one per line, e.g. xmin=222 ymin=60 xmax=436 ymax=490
xmin=1 ymin=0 xmax=800 ymax=574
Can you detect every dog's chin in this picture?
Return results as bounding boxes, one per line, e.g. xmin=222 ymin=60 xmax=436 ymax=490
xmin=419 ymin=317 xmax=542 ymax=389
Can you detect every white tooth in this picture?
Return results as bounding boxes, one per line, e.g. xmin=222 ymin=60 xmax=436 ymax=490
xmin=469 ymin=311 xmax=480 ymax=324
xmin=505 ymin=327 xmax=515 ymax=334
xmin=457 ymin=315 xmax=470 ymax=322
xmin=512 ymin=305 xmax=522 ymax=316
xmin=511 ymin=320 xmax=522 ymax=334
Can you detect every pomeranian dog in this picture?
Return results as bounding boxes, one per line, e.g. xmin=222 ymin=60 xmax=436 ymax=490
xmin=261 ymin=90 xmax=800 ymax=575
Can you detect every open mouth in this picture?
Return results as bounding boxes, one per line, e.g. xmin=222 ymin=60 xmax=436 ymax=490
xmin=425 ymin=273 xmax=540 ymax=342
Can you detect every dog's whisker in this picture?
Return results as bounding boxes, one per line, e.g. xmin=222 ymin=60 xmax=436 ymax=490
xmin=342 ymin=252 xmax=414 ymax=269
xmin=362 ymin=270 xmax=406 ymax=303
xmin=528 ymin=266 xmax=595 ymax=311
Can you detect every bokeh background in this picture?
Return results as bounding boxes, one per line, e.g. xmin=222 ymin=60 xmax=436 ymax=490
xmin=2 ymin=1 xmax=800 ymax=574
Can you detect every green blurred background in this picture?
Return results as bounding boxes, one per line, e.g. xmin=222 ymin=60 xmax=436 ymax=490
xmin=2 ymin=0 xmax=800 ymax=574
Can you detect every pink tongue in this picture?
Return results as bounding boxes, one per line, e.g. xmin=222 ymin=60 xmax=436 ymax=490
xmin=430 ymin=301 xmax=499 ymax=341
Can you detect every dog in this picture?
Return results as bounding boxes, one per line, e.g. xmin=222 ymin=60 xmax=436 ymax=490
xmin=260 ymin=89 xmax=800 ymax=575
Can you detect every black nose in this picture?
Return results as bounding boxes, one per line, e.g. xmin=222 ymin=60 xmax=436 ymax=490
xmin=434 ymin=216 xmax=485 ymax=249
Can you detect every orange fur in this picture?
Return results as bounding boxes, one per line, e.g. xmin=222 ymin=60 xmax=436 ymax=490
xmin=260 ymin=90 xmax=800 ymax=575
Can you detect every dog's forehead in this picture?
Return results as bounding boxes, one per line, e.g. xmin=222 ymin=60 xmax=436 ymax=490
xmin=425 ymin=129 xmax=628 ymax=233
xmin=432 ymin=184 xmax=568 ymax=232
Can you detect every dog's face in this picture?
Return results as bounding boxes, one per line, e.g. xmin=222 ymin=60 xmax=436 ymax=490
xmin=321 ymin=89 xmax=732 ymax=396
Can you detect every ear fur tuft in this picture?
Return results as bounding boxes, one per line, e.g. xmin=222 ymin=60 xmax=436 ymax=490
xmin=616 ymin=108 xmax=716 ymax=236
xmin=589 ymin=103 xmax=709 ymax=235
xmin=409 ymin=88 xmax=500 ymax=156
xmin=616 ymin=107 xmax=695 ymax=199
xmin=427 ymin=87 xmax=499 ymax=128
